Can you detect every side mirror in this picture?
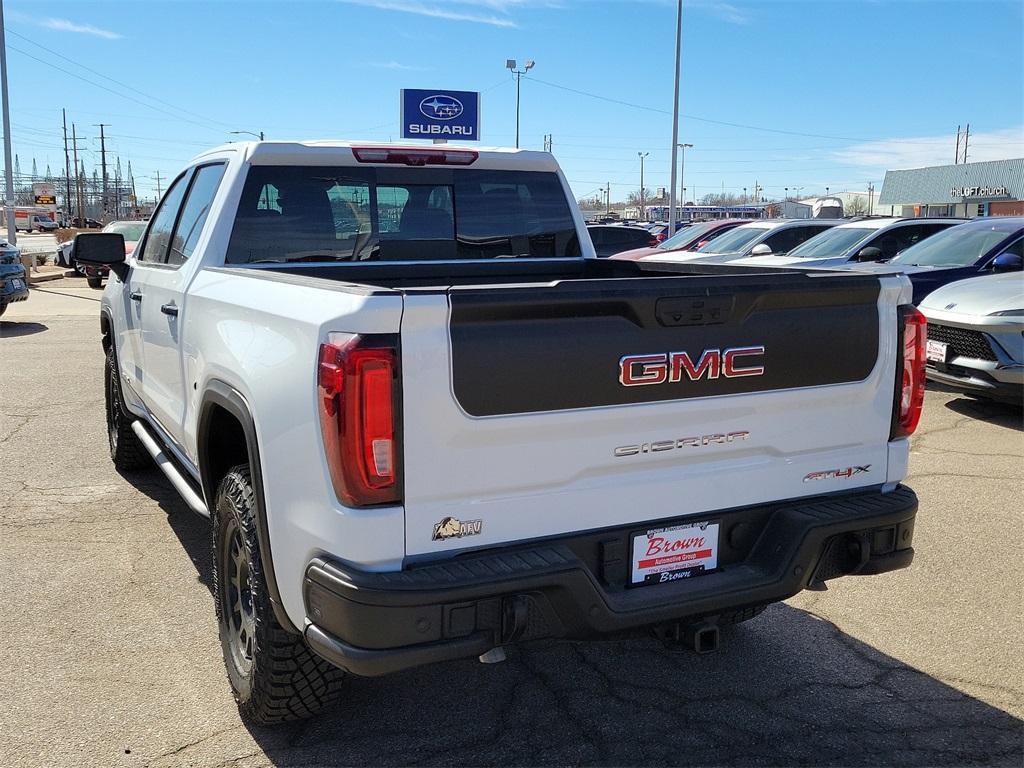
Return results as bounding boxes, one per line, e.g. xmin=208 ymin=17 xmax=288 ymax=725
xmin=855 ymin=246 xmax=883 ymax=262
xmin=749 ymin=243 xmax=773 ymax=256
xmin=991 ymin=252 xmax=1024 ymax=273
xmin=74 ymin=233 xmax=128 ymax=280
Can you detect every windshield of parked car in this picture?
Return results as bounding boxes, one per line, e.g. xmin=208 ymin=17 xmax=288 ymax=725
xmin=225 ymin=166 xmax=581 ymax=263
xmin=696 ymin=224 xmax=766 ymax=253
xmin=888 ymin=224 xmax=1017 ymax=267
xmin=784 ymin=226 xmax=875 ymax=258
xmin=103 ymin=221 xmax=147 ymax=241
xmin=658 ymin=220 xmax=722 ymax=250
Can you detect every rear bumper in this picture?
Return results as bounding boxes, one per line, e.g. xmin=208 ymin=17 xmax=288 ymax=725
xmin=926 ymin=363 xmax=1024 ymax=403
xmin=1 ymin=265 xmax=29 ymax=306
xmin=304 ymin=485 xmax=917 ymax=677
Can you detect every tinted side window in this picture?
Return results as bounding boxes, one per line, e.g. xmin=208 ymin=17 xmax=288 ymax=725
xmin=1000 ymin=238 xmax=1023 ymax=258
xmin=167 ymin=164 xmax=226 ymax=266
xmin=136 ymin=173 xmax=190 ymax=263
xmin=587 ymin=228 xmax=605 ymax=246
xmin=763 ymin=227 xmax=815 ymax=254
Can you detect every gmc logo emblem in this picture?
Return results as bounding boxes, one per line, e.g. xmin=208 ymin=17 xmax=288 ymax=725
xmin=619 ymin=346 xmax=765 ymax=387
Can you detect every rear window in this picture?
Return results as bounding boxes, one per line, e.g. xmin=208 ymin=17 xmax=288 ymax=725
xmin=226 ymin=166 xmax=581 ymax=263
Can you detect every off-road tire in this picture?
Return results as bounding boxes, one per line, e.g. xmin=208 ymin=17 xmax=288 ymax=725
xmin=213 ymin=465 xmax=346 ymax=723
xmin=104 ymin=347 xmax=150 ymax=470
xmin=86 ymin=275 xmax=102 ymax=289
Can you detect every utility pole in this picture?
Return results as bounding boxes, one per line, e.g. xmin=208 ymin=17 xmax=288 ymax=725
xmin=543 ymin=133 xmax=552 ymax=152
xmin=638 ymin=152 xmax=649 ymax=221
xmin=96 ymin=123 xmax=109 ymax=220
xmin=0 ymin=0 xmax=17 ymax=245
xmin=954 ymin=125 xmax=961 ymax=165
xmin=962 ymin=123 xmax=970 ymax=164
xmin=71 ymin=123 xmax=84 ymax=224
xmin=153 ymin=170 xmax=163 ymax=200
xmin=667 ymin=0 xmax=683 ymax=234
xmin=868 ymin=182 xmax=875 ymax=216
xmin=128 ymin=160 xmax=137 ymax=217
xmin=605 ymin=182 xmax=610 ymax=216
xmin=677 ymin=143 xmax=692 ymax=215
xmin=62 ymin=109 xmax=72 ymax=223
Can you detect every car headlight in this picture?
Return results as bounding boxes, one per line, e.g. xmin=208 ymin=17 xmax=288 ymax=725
xmin=988 ymin=309 xmax=1024 ymax=317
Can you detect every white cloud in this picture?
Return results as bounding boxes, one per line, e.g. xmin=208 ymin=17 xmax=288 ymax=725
xmin=695 ymin=1 xmax=751 ymax=25
xmin=364 ymin=60 xmax=431 ymax=70
xmin=41 ymin=17 xmax=122 ymax=40
xmin=834 ymin=126 xmax=1024 ymax=171
xmin=337 ymin=0 xmax=522 ymax=27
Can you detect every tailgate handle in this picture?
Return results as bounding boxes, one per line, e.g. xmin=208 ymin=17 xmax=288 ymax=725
xmin=656 ymin=296 xmax=733 ymax=327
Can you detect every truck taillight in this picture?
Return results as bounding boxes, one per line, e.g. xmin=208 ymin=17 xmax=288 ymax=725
xmin=318 ymin=334 xmax=401 ymax=507
xmin=891 ymin=306 xmax=927 ymax=439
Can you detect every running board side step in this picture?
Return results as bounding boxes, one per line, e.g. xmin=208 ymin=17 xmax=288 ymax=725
xmin=130 ymin=420 xmax=210 ymax=517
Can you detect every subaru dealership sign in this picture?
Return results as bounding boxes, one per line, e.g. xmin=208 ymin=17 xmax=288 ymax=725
xmin=401 ymin=89 xmax=480 ymax=141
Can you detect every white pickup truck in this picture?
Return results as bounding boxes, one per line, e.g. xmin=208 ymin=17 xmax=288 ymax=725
xmin=78 ymin=141 xmax=924 ymax=724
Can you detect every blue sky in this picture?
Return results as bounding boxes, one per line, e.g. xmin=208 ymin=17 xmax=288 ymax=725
xmin=4 ymin=0 xmax=1023 ymax=202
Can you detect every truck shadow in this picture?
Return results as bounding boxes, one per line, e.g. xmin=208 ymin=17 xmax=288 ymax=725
xmin=135 ymin=476 xmax=1023 ymax=767
xmin=240 ymin=606 xmax=1022 ymax=767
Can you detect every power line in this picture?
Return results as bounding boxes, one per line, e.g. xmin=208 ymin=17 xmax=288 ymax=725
xmin=6 ymin=44 xmax=227 ymax=134
xmin=6 ymin=29 xmax=237 ymax=131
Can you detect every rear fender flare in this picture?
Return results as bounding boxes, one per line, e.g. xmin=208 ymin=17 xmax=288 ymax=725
xmin=197 ymin=381 xmax=297 ymax=633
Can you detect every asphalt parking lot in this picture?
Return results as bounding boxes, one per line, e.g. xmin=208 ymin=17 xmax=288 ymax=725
xmin=2 ymin=278 xmax=1022 ymax=768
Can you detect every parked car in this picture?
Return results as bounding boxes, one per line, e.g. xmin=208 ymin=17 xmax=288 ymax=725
xmin=69 ymin=217 xmax=103 ymax=229
xmin=643 ymin=219 xmax=839 ymax=264
xmin=919 ymin=272 xmax=1023 ymax=404
xmin=72 ymin=220 xmax=148 ymax=288
xmin=83 ymin=140 xmax=920 ymax=724
xmin=847 ymin=217 xmax=1024 ymax=304
xmin=0 ymin=240 xmax=27 ymax=317
xmin=586 ymin=224 xmax=656 ymax=257
xmin=737 ymin=218 xmax=962 ymax=269
xmin=612 ymin=218 xmax=747 ymax=260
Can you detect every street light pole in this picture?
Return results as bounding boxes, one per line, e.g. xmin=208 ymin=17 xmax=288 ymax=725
xmin=678 ymin=142 xmax=692 ymax=218
xmin=506 ymin=59 xmax=535 ymax=149
xmin=667 ymin=0 xmax=683 ymax=234
xmin=230 ymin=130 xmax=264 ymax=141
xmin=638 ymin=152 xmax=649 ymax=221
xmin=0 ymin=0 xmax=16 ymax=245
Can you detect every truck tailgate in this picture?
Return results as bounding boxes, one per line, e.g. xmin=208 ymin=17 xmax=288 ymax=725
xmin=399 ymin=272 xmax=901 ymax=558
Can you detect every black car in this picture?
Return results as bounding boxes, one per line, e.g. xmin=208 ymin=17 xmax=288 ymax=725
xmin=854 ymin=217 xmax=1024 ymax=304
xmin=587 ymin=225 xmax=656 ymax=257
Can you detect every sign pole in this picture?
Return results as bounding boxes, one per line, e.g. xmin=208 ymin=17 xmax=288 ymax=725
xmin=0 ymin=0 xmax=17 ymax=247
xmin=668 ymin=0 xmax=682 ymax=235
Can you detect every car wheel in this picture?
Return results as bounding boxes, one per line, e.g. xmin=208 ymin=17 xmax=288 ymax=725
xmin=213 ymin=465 xmax=346 ymax=724
xmin=87 ymin=276 xmax=103 ymax=289
xmin=104 ymin=345 xmax=151 ymax=471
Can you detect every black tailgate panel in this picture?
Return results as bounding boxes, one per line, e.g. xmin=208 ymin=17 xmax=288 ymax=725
xmin=449 ymin=274 xmax=881 ymax=417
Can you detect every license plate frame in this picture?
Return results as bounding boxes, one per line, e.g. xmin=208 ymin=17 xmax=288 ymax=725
xmin=9 ymin=278 xmax=24 ymax=291
xmin=630 ymin=520 xmax=720 ymax=587
xmin=926 ymin=339 xmax=948 ymax=363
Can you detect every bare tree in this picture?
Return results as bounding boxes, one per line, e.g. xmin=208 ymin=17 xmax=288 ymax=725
xmin=845 ymin=195 xmax=868 ymax=216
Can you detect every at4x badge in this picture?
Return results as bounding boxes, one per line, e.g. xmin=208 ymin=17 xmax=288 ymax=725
xmin=804 ymin=465 xmax=871 ymax=482
xmin=432 ymin=516 xmax=483 ymax=541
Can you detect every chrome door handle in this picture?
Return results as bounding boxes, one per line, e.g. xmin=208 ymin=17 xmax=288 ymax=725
xmin=160 ymin=303 xmax=179 ymax=317
xmin=129 ymin=291 xmax=142 ymax=302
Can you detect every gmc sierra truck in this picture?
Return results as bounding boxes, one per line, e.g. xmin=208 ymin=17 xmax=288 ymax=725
xmin=78 ymin=141 xmax=925 ymax=724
